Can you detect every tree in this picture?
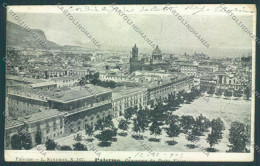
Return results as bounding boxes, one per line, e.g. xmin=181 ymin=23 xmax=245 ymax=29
xmin=150 ymin=101 xmax=166 ymax=123
xmin=103 ymin=115 xmax=114 ymax=129
xmin=85 ymin=124 xmax=94 ymax=137
xmin=186 ymin=92 xmax=194 ymax=103
xmin=191 ymin=87 xmax=201 ymax=98
xmin=165 ymin=114 xmax=179 ymax=125
xmin=150 ymin=100 xmax=155 ymax=108
xmin=118 ymin=119 xmax=129 ymax=137
xmin=10 ymin=134 xmax=22 ymax=150
xmin=176 ymin=92 xmax=182 ymax=105
xmin=124 ymin=107 xmax=135 ymax=120
xmin=95 ymin=119 xmax=104 ymax=131
xmin=199 ymin=115 xmax=211 ymax=132
xmin=244 ymin=87 xmax=251 ymax=100
xmin=207 ymin=86 xmax=215 ymax=95
xmin=206 ymin=118 xmax=225 ymax=151
xmin=166 ymin=119 xmax=181 ymax=145
xmin=180 ymin=115 xmax=195 ymax=134
xmin=192 ymin=114 xmax=210 ymax=136
xmin=73 ymin=142 xmax=87 ymax=151
xmin=233 ymin=90 xmax=243 ymax=97
xmin=183 ymin=93 xmax=189 ymax=103
xmin=149 ymin=122 xmax=162 ymax=138
xmin=60 ymin=145 xmax=73 ymax=151
xmin=74 ymin=133 xmax=83 ymax=142
xmin=118 ymin=119 xmax=128 ymax=131
xmin=167 ymin=93 xmax=177 ymax=110
xmin=95 ymin=129 xmax=116 ymax=147
xmin=215 ymin=89 xmax=223 ymax=97
xmin=227 ymin=121 xmax=248 ymax=152
xmin=45 ymin=139 xmax=57 ymax=150
xmin=20 ymin=133 xmax=32 ymax=150
xmin=135 ymin=109 xmax=149 ymax=135
xmin=224 ymin=90 xmax=232 ymax=97
xmin=35 ymin=130 xmax=42 ymax=145
xmin=132 ymin=119 xmax=141 ymax=135
xmin=93 ymin=72 xmax=100 ymax=80
xmin=211 ymin=118 xmax=225 ymax=132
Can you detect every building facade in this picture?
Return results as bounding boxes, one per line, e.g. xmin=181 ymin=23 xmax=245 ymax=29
xmin=129 ymin=44 xmax=170 ymax=73
xmin=112 ymin=87 xmax=147 ymax=117
xmin=147 ymin=76 xmax=194 ymax=101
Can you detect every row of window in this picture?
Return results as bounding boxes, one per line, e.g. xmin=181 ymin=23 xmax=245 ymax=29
xmin=46 ymin=131 xmax=63 ymax=140
xmin=62 ymin=79 xmax=75 ymax=83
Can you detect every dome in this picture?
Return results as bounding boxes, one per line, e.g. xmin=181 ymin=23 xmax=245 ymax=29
xmin=152 ymin=45 xmax=162 ymax=55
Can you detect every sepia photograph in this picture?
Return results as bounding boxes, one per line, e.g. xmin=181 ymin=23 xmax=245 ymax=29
xmin=3 ymin=4 xmax=256 ymax=162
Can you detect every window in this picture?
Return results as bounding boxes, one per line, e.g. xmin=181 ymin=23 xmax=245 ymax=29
xmin=46 ymin=123 xmax=50 ymax=133
xmin=53 ymin=121 xmax=57 ymax=131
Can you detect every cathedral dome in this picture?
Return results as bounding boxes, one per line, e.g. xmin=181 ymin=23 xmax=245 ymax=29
xmin=152 ymin=45 xmax=162 ymax=55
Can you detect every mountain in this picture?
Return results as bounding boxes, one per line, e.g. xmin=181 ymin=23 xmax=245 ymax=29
xmin=6 ymin=21 xmax=60 ymax=49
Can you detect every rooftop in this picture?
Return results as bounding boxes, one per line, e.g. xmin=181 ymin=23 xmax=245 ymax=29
xmin=49 ymin=85 xmax=112 ymax=103
xmin=112 ymin=87 xmax=146 ymax=99
xmin=6 ymin=75 xmax=46 ymax=84
xmin=31 ymin=81 xmax=57 ymax=88
xmin=21 ymin=109 xmax=63 ymax=123
xmin=5 ymin=117 xmax=24 ymax=129
xmin=51 ymin=76 xmax=79 ymax=81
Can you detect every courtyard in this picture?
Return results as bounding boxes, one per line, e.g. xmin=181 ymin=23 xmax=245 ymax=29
xmin=53 ymin=96 xmax=252 ymax=153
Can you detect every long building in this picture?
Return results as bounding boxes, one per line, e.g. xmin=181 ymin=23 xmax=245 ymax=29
xmin=48 ymin=85 xmax=112 ymax=136
xmin=146 ymin=76 xmax=194 ymax=101
xmin=5 ymin=75 xmax=194 ymax=149
xmin=5 ymin=85 xmax=113 ymax=148
xmin=112 ymin=87 xmax=147 ymax=117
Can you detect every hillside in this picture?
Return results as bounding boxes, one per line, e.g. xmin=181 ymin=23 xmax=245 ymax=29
xmin=6 ymin=21 xmax=60 ymax=49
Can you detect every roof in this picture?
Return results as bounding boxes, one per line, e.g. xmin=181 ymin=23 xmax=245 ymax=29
xmin=112 ymin=87 xmax=146 ymax=99
xmin=180 ymin=64 xmax=198 ymax=67
xmin=200 ymin=75 xmax=215 ymax=80
xmin=21 ymin=109 xmax=63 ymax=123
xmin=49 ymin=85 xmax=112 ymax=103
xmin=6 ymin=75 xmax=46 ymax=84
xmin=143 ymin=76 xmax=193 ymax=89
xmin=5 ymin=117 xmax=24 ymax=129
xmin=51 ymin=76 xmax=78 ymax=81
xmin=31 ymin=81 xmax=57 ymax=88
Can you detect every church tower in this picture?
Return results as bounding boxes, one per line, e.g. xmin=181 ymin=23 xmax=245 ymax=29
xmin=130 ymin=44 xmax=142 ymax=73
xmin=132 ymin=44 xmax=138 ymax=59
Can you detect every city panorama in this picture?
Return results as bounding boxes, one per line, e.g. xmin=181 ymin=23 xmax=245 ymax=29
xmin=4 ymin=5 xmax=253 ymax=156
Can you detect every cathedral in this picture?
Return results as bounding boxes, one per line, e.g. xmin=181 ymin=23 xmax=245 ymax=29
xmin=129 ymin=44 xmax=170 ymax=73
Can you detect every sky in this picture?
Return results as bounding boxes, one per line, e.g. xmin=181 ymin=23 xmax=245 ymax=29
xmin=7 ymin=10 xmax=254 ymax=57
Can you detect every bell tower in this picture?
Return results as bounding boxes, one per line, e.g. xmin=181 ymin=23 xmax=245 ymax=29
xmin=132 ymin=44 xmax=138 ymax=59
